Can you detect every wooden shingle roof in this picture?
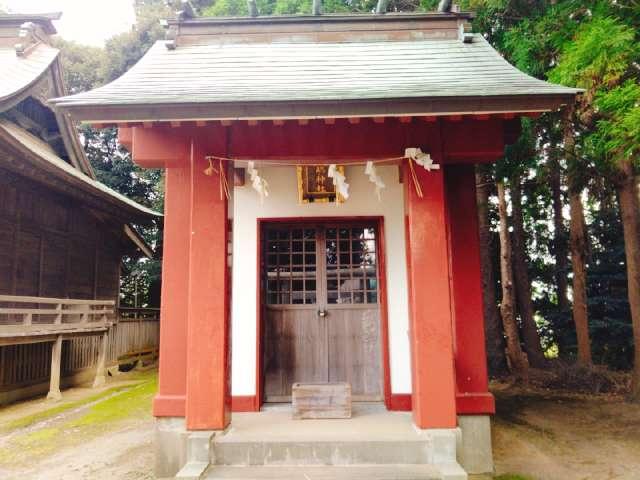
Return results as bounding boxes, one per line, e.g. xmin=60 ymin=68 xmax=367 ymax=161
xmin=0 ymin=13 xmax=160 ymax=226
xmin=51 ymin=13 xmax=580 ymax=122
xmin=0 ymin=43 xmax=59 ymax=105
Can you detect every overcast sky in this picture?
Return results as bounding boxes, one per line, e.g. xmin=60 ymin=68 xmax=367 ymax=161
xmin=1 ymin=0 xmax=136 ymax=46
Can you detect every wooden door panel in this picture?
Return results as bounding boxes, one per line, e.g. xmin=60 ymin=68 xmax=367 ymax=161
xmin=328 ymin=307 xmax=382 ymax=400
xmin=264 ymin=307 xmax=327 ymax=401
xmin=262 ymin=222 xmax=383 ymax=403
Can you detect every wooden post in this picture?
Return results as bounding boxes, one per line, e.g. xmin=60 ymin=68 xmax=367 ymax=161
xmin=55 ymin=303 xmax=62 ymax=324
xmin=93 ymin=330 xmax=109 ymax=387
xmin=153 ymin=163 xmax=192 ymax=418
xmin=47 ymin=335 xmax=63 ymax=401
xmin=185 ymin=140 xmax=231 ymax=430
xmin=445 ymin=165 xmax=495 ymax=415
xmin=403 ymin=161 xmax=457 ymax=429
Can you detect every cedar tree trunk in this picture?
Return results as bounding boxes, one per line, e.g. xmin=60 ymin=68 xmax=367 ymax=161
xmin=568 ymin=188 xmax=592 ymax=364
xmin=511 ymin=178 xmax=547 ymax=367
xmin=497 ymin=180 xmax=529 ymax=375
xmin=476 ymin=166 xmax=507 ymax=375
xmin=550 ymin=157 xmax=570 ymax=312
xmin=615 ymin=159 xmax=640 ymax=401
xmin=565 ymin=116 xmax=592 ymax=365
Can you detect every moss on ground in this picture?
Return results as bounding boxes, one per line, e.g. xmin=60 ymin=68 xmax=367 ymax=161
xmin=1 ymin=384 xmax=135 ymax=433
xmin=69 ymin=373 xmax=156 ymax=426
xmin=0 ymin=370 xmax=157 ymax=466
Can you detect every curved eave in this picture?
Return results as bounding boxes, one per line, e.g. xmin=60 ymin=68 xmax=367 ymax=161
xmin=51 ymin=92 xmax=580 ymax=124
xmin=48 ymin=56 xmax=97 ymax=178
xmin=49 ymin=32 xmax=581 ymax=123
xmin=0 ymin=43 xmax=59 ymax=110
xmin=0 ymin=120 xmax=161 ymax=221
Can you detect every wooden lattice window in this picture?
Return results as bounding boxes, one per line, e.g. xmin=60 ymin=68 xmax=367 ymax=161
xmin=325 ymin=226 xmax=378 ymax=305
xmin=265 ymin=227 xmax=317 ymax=305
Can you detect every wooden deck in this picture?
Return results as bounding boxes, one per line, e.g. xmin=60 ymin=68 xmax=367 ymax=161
xmin=0 ymin=295 xmax=114 ymax=346
xmin=0 ymin=295 xmax=159 ymax=404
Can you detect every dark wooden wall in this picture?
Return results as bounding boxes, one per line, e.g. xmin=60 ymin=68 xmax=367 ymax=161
xmin=0 ymin=167 xmax=123 ymax=302
xmin=0 ymin=165 xmax=135 ymax=398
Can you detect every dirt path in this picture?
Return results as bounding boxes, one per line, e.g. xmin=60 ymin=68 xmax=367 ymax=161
xmin=0 ymin=370 xmax=156 ymax=480
xmin=492 ymin=383 xmax=640 ymax=480
xmin=2 ymin=374 xmax=640 ymax=479
xmin=16 ymin=425 xmax=153 ymax=480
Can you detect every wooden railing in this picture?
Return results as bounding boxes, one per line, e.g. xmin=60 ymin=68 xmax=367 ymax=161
xmin=107 ymin=307 xmax=160 ymax=365
xmin=0 ymin=295 xmax=115 ymax=344
xmin=117 ymin=306 xmax=160 ymax=321
xmin=0 ymin=296 xmax=160 ymax=404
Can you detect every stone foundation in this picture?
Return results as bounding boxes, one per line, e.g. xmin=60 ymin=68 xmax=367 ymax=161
xmin=456 ymin=415 xmax=494 ymax=474
xmin=155 ymin=417 xmax=189 ymax=478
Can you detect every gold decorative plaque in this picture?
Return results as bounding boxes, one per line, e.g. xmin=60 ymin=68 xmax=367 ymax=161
xmin=296 ymin=165 xmax=345 ymax=204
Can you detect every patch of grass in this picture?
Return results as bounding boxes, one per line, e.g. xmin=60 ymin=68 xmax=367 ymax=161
xmin=69 ymin=373 xmax=157 ymax=427
xmin=2 ymin=384 xmax=135 ymax=432
xmin=0 ymin=427 xmax=60 ymax=463
xmin=0 ymin=371 xmax=157 ymax=467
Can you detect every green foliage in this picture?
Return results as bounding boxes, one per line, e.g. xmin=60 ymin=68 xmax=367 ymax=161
xmin=591 ymin=81 xmax=640 ymax=165
xmin=53 ymin=39 xmax=106 ymax=93
xmin=549 ymin=15 xmax=637 ymax=92
xmin=201 ymin=0 xmax=426 ymax=16
xmin=480 ymin=0 xmax=639 ymax=370
xmin=102 ymin=2 xmax=170 ymax=83
xmin=587 ymin=197 xmax=634 ymax=369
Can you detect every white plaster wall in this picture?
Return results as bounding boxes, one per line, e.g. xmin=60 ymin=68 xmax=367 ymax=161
xmin=231 ymin=165 xmax=412 ymax=396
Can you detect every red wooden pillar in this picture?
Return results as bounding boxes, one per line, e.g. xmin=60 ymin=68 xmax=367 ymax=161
xmin=403 ymin=162 xmax=457 ymax=429
xmin=153 ymin=163 xmax=191 ymax=417
xmin=445 ymin=165 xmax=495 ymax=414
xmin=185 ymin=140 xmax=232 ymax=430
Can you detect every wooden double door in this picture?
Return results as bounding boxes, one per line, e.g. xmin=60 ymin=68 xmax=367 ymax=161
xmin=262 ymin=222 xmax=383 ymax=402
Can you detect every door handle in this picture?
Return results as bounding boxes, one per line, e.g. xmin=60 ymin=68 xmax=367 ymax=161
xmin=317 ymin=309 xmax=327 ymax=318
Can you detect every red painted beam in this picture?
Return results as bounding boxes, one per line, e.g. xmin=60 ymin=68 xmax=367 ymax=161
xmin=231 ymin=395 xmax=260 ymax=412
xmin=126 ymin=117 xmax=506 ymax=168
xmin=129 ymin=125 xmax=190 ymax=168
xmin=456 ymin=393 xmax=495 ymax=414
xmin=117 ymin=126 xmax=132 ymax=152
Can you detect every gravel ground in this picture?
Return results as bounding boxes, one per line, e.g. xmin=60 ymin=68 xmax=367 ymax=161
xmin=2 ymin=372 xmax=640 ymax=480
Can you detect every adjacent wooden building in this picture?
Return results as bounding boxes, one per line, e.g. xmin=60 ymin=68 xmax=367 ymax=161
xmin=52 ymin=10 xmax=579 ymax=479
xmin=0 ymin=13 xmax=159 ymax=404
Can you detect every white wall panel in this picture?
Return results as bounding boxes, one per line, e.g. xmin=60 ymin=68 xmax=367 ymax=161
xmin=231 ymin=165 xmax=412 ymax=396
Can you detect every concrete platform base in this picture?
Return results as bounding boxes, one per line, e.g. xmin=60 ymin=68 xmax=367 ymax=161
xmin=205 ymin=465 xmax=444 ymax=479
xmin=155 ymin=405 xmax=487 ymax=479
xmin=209 ymin=404 xmax=466 ymax=479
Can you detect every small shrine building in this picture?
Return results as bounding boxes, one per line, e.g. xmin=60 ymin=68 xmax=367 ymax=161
xmin=52 ymin=10 xmax=579 ymax=479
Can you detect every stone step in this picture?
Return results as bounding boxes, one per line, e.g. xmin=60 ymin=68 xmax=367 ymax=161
xmin=204 ymin=465 xmax=445 ymax=480
xmin=212 ymin=440 xmax=432 ymax=466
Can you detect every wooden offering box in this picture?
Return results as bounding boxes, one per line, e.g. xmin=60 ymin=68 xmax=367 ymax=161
xmin=292 ymin=383 xmax=352 ymax=419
